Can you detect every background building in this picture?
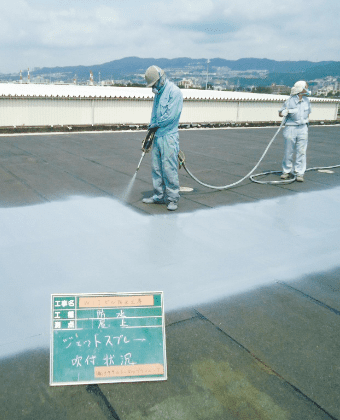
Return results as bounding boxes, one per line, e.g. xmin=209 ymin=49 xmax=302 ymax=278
xmin=0 ymin=83 xmax=338 ymax=130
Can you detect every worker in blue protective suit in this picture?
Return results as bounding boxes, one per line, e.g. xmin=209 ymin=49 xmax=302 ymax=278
xmin=142 ymin=65 xmax=183 ymax=211
xmin=279 ymin=81 xmax=312 ymax=182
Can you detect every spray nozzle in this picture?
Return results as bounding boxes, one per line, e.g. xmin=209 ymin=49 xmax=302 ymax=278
xmin=141 ymin=130 xmax=155 ymax=153
xmin=135 ymin=130 xmax=156 ymax=173
xmin=178 ymin=150 xmax=186 ymax=169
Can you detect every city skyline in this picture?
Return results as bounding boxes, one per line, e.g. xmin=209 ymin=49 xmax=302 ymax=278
xmin=3 ymin=57 xmax=339 ymax=97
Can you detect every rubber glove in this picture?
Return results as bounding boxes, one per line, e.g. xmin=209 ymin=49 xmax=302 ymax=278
xmin=148 ymin=124 xmax=159 ymax=133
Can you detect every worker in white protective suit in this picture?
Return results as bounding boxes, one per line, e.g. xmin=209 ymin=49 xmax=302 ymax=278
xmin=279 ymin=81 xmax=312 ymax=182
xmin=142 ymin=66 xmax=183 ymax=211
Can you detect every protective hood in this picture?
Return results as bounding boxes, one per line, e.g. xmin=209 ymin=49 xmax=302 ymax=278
xmin=291 ymin=81 xmax=308 ymax=96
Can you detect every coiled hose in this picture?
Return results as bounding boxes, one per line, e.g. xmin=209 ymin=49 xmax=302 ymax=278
xmin=179 ymin=120 xmax=340 ymax=190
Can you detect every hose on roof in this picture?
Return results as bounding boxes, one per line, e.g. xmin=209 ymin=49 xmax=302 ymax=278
xmin=179 ymin=118 xmax=293 ymax=189
xmin=179 ymin=120 xmax=340 ymax=189
xmin=250 ymin=164 xmax=340 ymax=184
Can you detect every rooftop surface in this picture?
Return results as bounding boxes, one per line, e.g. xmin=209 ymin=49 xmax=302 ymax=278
xmin=0 ymin=125 xmax=340 ymax=420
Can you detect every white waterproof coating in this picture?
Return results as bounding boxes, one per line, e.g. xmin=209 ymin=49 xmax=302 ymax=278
xmin=290 ymin=80 xmax=308 ymax=96
xmin=1 ymin=187 xmax=340 ymax=359
xmin=145 ymin=66 xmax=165 ymax=87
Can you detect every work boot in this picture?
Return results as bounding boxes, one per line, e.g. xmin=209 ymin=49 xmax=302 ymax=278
xmin=167 ymin=201 xmax=178 ymax=211
xmin=142 ymin=197 xmax=164 ymax=204
xmin=296 ymin=175 xmax=304 ymax=182
xmin=280 ymin=173 xmax=291 ymax=180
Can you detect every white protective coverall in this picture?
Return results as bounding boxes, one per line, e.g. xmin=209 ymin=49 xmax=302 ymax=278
xmin=279 ymin=95 xmax=311 ymax=176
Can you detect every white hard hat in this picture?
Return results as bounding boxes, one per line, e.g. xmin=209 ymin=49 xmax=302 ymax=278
xmin=291 ymin=81 xmax=308 ymax=96
xmin=145 ymin=66 xmax=164 ymax=87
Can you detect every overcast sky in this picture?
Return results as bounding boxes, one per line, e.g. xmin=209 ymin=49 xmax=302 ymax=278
xmin=0 ymin=0 xmax=339 ymax=73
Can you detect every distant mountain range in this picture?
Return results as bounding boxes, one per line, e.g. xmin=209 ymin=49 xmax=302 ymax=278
xmin=4 ymin=57 xmax=340 ymax=87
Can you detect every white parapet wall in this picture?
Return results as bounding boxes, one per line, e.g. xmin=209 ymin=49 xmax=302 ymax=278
xmin=0 ymin=83 xmax=338 ymax=128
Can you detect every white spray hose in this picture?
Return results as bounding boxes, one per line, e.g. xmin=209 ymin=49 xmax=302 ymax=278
xmin=182 ymin=119 xmax=340 ymax=189
xmin=250 ymin=164 xmax=340 ymax=184
xmin=182 ymin=118 xmax=289 ymax=190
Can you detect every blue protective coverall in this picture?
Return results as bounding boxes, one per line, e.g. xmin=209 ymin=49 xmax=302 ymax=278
xmin=149 ymin=79 xmax=183 ymax=203
xmin=279 ymin=95 xmax=311 ymax=176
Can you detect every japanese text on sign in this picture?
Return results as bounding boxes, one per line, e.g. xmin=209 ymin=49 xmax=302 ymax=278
xmin=50 ymin=292 xmax=166 ymax=386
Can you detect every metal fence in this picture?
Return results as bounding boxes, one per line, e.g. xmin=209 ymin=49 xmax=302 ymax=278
xmin=0 ymin=92 xmax=338 ymax=128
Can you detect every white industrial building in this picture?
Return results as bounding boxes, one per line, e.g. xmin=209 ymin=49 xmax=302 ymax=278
xmin=0 ymin=83 xmax=338 ymax=128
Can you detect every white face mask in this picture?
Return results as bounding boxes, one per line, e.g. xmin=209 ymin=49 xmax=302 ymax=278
xmin=152 ymin=76 xmax=166 ymax=94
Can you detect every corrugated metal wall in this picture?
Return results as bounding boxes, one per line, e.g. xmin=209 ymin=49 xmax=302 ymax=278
xmin=306 ymin=102 xmax=339 ymax=121
xmin=0 ymin=96 xmax=338 ymax=127
xmin=0 ymin=98 xmax=153 ymax=127
xmin=93 ymin=99 xmax=152 ymax=125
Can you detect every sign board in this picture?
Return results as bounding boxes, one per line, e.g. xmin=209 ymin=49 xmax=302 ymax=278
xmin=50 ymin=292 xmax=166 ymax=386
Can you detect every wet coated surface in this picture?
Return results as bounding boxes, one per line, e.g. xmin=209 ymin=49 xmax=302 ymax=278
xmin=1 ymin=186 xmax=340 ymax=359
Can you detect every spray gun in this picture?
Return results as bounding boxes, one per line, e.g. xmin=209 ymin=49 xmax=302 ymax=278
xmin=135 ymin=128 xmax=186 ymax=174
xmin=135 ymin=129 xmax=156 ymax=172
